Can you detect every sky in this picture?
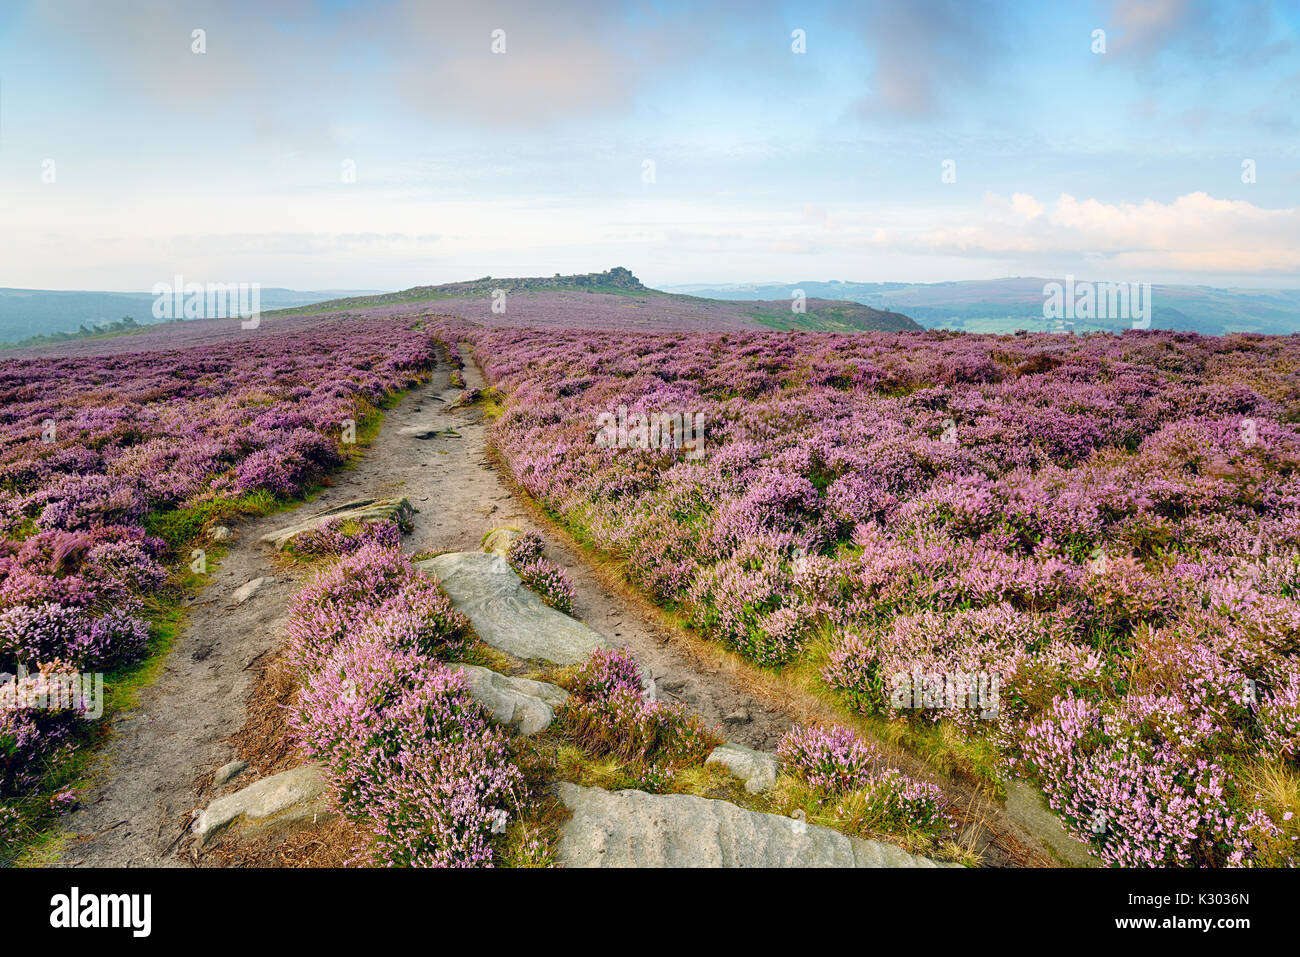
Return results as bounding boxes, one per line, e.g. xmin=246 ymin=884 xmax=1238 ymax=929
xmin=0 ymin=0 xmax=1297 ymax=291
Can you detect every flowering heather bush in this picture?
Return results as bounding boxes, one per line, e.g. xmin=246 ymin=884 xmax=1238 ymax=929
xmin=841 ymin=770 xmax=956 ymax=839
xmin=285 ymin=543 xmax=523 ymax=867
xmin=514 ymin=558 xmax=576 ymax=614
xmin=564 ymin=647 xmax=645 ymax=700
xmin=285 ymin=516 xmax=407 ymax=558
xmin=777 ymin=724 xmax=956 ymax=838
xmin=505 ymin=531 xmax=545 ymax=564
xmin=294 ymin=636 xmax=522 ymax=867
xmin=1018 ymin=693 xmax=1282 ymax=867
xmin=0 ymin=664 xmax=88 ymax=795
xmin=454 ymin=323 xmax=1300 ymax=866
xmin=559 ymin=647 xmax=719 ymax=766
xmin=284 ymin=543 xmax=469 ymax=673
xmin=777 ymin=724 xmax=881 ymax=792
xmin=502 ymin=532 xmax=576 ymax=614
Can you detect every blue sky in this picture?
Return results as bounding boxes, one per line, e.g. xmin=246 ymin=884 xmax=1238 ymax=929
xmin=0 ymin=0 xmax=1297 ymax=290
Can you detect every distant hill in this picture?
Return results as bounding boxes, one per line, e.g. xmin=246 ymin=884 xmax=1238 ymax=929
xmin=271 ymin=267 xmax=648 ymax=317
xmin=0 ymin=287 xmax=385 ymax=345
xmin=742 ymin=297 xmax=920 ymax=332
xmin=667 ymin=278 xmax=1300 ymax=335
xmin=270 ymin=268 xmax=921 ymax=332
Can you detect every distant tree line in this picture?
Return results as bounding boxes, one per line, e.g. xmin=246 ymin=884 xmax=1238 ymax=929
xmin=1 ymin=316 xmax=142 ymax=349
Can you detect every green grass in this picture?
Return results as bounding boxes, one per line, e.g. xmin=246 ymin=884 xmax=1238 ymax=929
xmin=143 ymin=490 xmax=278 ymax=551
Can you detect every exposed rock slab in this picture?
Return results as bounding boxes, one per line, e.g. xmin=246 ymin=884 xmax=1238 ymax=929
xmin=193 ymin=763 xmax=332 ymax=848
xmin=555 ymin=783 xmax=956 ymax=868
xmin=705 ymin=743 xmax=780 ymax=794
xmin=455 ymin=663 xmax=568 ymax=735
xmin=418 ymin=552 xmax=612 ymax=665
xmin=259 ymin=497 xmax=413 ymax=551
xmin=1003 ymin=779 xmax=1098 ymax=867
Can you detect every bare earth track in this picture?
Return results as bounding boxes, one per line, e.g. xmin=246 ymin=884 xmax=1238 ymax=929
xmin=54 ymin=343 xmax=1050 ymax=868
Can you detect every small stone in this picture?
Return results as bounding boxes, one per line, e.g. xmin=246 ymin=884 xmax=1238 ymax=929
xmin=398 ymin=415 xmax=458 ymax=439
xmin=230 ymin=577 xmax=270 ymax=605
xmin=210 ymin=526 xmax=232 ymax=542
xmin=213 ymin=760 xmax=248 ymax=787
xmin=193 ymin=764 xmax=332 ymax=847
xmin=705 ymin=743 xmax=779 ymax=794
xmin=723 ymin=708 xmax=752 ymax=724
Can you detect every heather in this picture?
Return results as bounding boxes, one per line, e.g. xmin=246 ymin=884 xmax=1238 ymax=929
xmin=455 ymin=324 xmax=1300 ymax=867
xmin=505 ymin=533 xmax=576 ymax=615
xmin=284 ymin=515 xmax=409 ymax=558
xmin=557 ymin=647 xmax=719 ymax=767
xmin=776 ymin=724 xmax=957 ymax=841
xmin=286 ymin=543 xmax=524 ymax=867
xmin=0 ymin=317 xmax=436 ymax=832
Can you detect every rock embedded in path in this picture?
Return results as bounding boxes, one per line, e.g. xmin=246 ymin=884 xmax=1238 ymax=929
xmin=259 ymin=497 xmax=414 ymax=551
xmin=481 ymin=526 xmax=522 ymax=557
xmin=213 ymin=760 xmax=248 ymax=787
xmin=555 ymin=783 xmax=956 ymax=868
xmin=230 ymin=577 xmax=270 ymax=605
xmin=705 ymin=743 xmax=780 ymax=794
xmin=418 ymin=551 xmax=613 ymax=666
xmin=455 ymin=663 xmax=568 ymax=735
xmin=398 ymin=414 xmax=460 ymax=439
xmin=192 ymin=763 xmax=332 ymax=848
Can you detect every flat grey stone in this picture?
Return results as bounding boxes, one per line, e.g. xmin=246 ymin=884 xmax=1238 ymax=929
xmin=418 ymin=552 xmax=612 ymax=666
xmin=260 ymin=497 xmax=413 ymax=551
xmin=193 ymin=763 xmax=332 ymax=848
xmin=705 ymin=743 xmax=780 ymax=794
xmin=398 ymin=414 xmax=459 ymax=439
xmin=454 ymin=663 xmax=568 ymax=735
xmin=556 ymin=783 xmax=956 ymax=868
xmin=210 ymin=526 xmax=232 ymax=542
xmin=230 ymin=577 xmax=270 ymax=605
xmin=1003 ymin=779 xmax=1098 ymax=867
xmin=481 ymin=526 xmax=522 ymax=557
xmin=213 ymin=760 xmax=248 ymax=787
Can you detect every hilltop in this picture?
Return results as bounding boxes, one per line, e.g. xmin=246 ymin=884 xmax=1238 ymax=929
xmin=271 ymin=267 xmax=649 ymax=317
xmin=270 ymin=268 xmax=922 ymax=332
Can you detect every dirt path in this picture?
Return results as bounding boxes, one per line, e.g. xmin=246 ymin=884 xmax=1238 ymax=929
xmin=54 ymin=342 xmax=1050 ymax=868
xmin=53 ymin=346 xmax=788 ymax=867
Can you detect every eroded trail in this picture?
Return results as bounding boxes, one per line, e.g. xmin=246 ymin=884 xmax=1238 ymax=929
xmin=54 ymin=349 xmax=790 ymax=867
xmin=57 ymin=343 xmax=1052 ymax=868
xmin=56 ymin=358 xmax=461 ymax=866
